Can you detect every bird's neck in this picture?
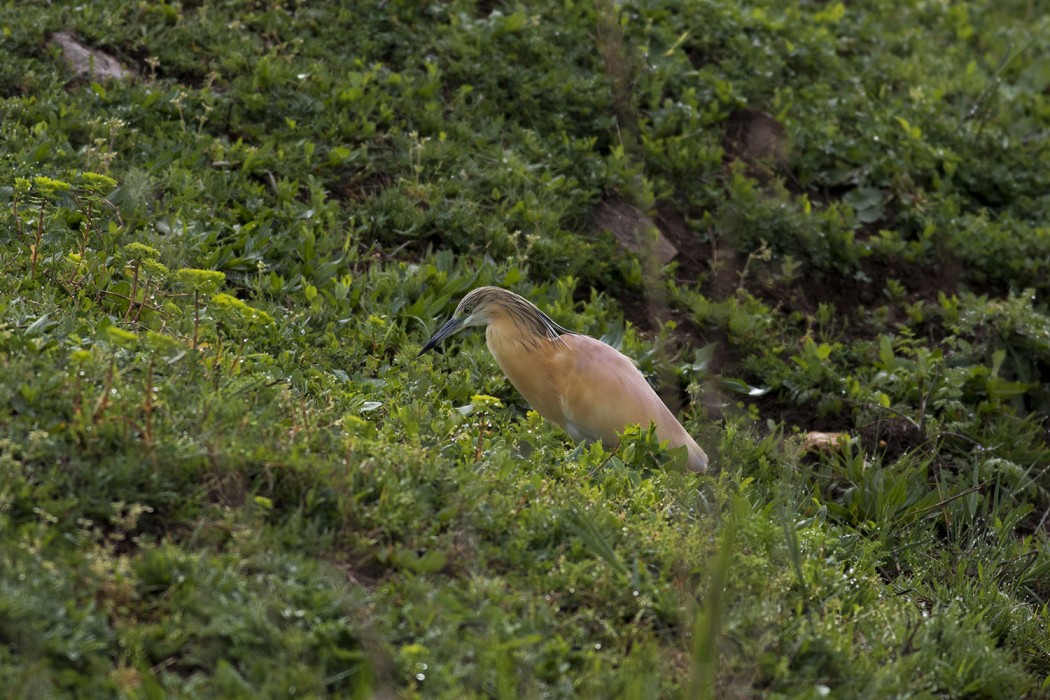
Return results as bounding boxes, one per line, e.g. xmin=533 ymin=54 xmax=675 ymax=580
xmin=484 ymin=317 xmax=564 ymax=420
xmin=486 ymin=317 xmax=544 ymax=356
xmin=485 ymin=317 xmax=557 ymax=376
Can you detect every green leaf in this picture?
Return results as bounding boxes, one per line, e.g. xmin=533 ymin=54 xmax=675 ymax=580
xmin=175 ymin=268 xmax=226 ymax=293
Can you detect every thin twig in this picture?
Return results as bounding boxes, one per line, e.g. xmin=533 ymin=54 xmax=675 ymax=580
xmin=143 ymin=360 xmax=154 ymax=448
xmin=31 ymin=198 xmax=45 ymax=279
xmin=11 ymin=191 xmax=24 ymax=238
xmin=124 ymin=261 xmax=141 ymax=322
xmin=192 ymin=290 xmax=200 ymax=350
xmin=92 ymin=358 xmax=117 ymax=424
xmin=473 ymin=421 xmax=486 ymax=463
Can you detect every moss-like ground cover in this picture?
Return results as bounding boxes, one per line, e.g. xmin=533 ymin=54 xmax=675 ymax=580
xmin=1 ymin=1 xmax=1049 ymax=697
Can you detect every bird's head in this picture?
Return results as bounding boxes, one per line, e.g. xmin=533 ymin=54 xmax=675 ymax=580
xmin=417 ymin=286 xmax=504 ymax=356
xmin=418 ymin=286 xmax=572 ymax=356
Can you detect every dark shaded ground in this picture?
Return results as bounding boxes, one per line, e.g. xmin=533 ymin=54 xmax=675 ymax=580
xmin=589 ymin=107 xmax=993 ymax=449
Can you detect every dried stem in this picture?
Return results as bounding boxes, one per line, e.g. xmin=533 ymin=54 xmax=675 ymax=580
xmin=92 ymin=358 xmax=117 ymax=424
xmin=143 ymin=360 xmax=154 ymax=447
xmin=124 ymin=261 xmax=141 ymax=322
xmin=192 ymin=290 xmax=200 ymax=350
xmin=474 ymin=422 xmax=486 ymax=463
xmin=11 ymin=191 xmax=24 ymax=238
xmin=31 ymin=199 xmax=45 ymax=279
xmin=132 ymin=277 xmax=151 ymax=324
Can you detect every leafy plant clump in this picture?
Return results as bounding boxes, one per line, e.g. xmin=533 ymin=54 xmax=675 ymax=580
xmin=1 ymin=1 xmax=1048 ymax=697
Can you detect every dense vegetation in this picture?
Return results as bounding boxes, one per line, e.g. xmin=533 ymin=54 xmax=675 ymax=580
xmin=2 ymin=1 xmax=1049 ymax=697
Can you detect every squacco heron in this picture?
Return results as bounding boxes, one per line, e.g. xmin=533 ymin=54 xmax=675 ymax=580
xmin=419 ymin=286 xmax=709 ymax=471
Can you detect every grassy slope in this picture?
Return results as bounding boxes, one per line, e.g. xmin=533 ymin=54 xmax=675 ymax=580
xmin=1 ymin=0 xmax=1049 ymax=697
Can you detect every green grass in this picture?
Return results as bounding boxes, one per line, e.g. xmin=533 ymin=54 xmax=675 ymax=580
xmin=1 ymin=0 xmax=1049 ymax=697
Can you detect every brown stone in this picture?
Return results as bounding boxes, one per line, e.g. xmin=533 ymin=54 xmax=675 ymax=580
xmin=723 ymin=108 xmax=789 ymax=166
xmin=592 ymin=199 xmax=678 ymax=265
xmin=51 ymin=31 xmax=131 ymax=81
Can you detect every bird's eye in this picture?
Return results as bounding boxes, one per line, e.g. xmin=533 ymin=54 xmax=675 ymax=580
xmin=462 ymin=306 xmax=472 ymax=315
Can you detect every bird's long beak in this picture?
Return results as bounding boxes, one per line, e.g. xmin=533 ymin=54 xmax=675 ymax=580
xmin=418 ymin=315 xmax=464 ymax=356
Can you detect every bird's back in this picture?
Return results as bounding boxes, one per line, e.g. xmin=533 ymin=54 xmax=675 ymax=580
xmin=556 ymin=335 xmax=708 ymax=470
xmin=487 ymin=322 xmax=708 ymax=471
